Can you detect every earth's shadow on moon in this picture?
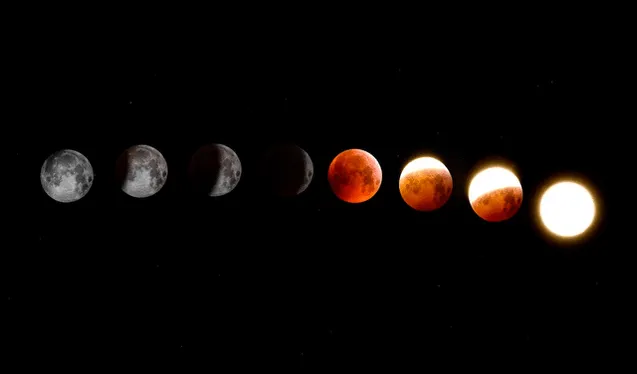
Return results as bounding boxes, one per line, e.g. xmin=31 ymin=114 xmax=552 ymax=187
xmin=114 ymin=150 xmax=131 ymax=189
xmin=259 ymin=144 xmax=314 ymax=197
xmin=187 ymin=144 xmax=241 ymax=197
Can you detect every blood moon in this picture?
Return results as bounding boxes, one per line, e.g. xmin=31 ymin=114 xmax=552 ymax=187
xmin=468 ymin=166 xmax=523 ymax=222
xmin=399 ymin=156 xmax=453 ymax=211
xmin=328 ymin=148 xmax=382 ymax=203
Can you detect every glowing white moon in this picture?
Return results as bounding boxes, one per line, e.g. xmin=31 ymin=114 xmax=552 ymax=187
xmin=539 ymin=181 xmax=596 ymax=237
xmin=468 ymin=166 xmax=521 ymax=204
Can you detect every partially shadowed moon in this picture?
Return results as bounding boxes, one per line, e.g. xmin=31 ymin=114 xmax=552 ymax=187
xmin=115 ymin=144 xmax=168 ymax=198
xmin=40 ymin=149 xmax=94 ymax=203
xmin=399 ymin=156 xmax=453 ymax=211
xmin=327 ymin=148 xmax=382 ymax=203
xmin=260 ymin=144 xmax=313 ymax=196
xmin=468 ymin=166 xmax=522 ymax=222
xmin=188 ymin=143 xmax=242 ymax=197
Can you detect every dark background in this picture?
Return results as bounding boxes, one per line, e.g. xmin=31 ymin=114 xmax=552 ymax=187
xmin=6 ymin=18 xmax=625 ymax=370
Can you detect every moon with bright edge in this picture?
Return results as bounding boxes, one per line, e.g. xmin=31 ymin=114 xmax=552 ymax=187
xmin=399 ymin=156 xmax=453 ymax=211
xmin=539 ymin=181 xmax=596 ymax=238
xmin=468 ymin=166 xmax=523 ymax=222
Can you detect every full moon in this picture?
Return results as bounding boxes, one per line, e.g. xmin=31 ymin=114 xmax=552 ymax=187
xmin=260 ymin=144 xmax=313 ymax=196
xmin=188 ymin=143 xmax=242 ymax=197
xmin=40 ymin=149 xmax=94 ymax=203
xmin=327 ymin=148 xmax=382 ymax=203
xmin=539 ymin=181 xmax=596 ymax=238
xmin=115 ymin=144 xmax=168 ymax=198
xmin=468 ymin=166 xmax=523 ymax=222
xmin=399 ymin=156 xmax=453 ymax=211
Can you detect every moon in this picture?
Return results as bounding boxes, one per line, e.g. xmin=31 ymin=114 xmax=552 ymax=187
xmin=260 ymin=144 xmax=314 ymax=196
xmin=539 ymin=181 xmax=596 ymax=238
xmin=327 ymin=148 xmax=382 ymax=203
xmin=399 ymin=156 xmax=453 ymax=211
xmin=188 ymin=143 xmax=242 ymax=197
xmin=40 ymin=149 xmax=94 ymax=203
xmin=468 ymin=166 xmax=523 ymax=222
xmin=115 ymin=144 xmax=168 ymax=198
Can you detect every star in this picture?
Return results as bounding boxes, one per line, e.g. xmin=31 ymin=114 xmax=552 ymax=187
xmin=129 ymin=101 xmax=133 ymax=104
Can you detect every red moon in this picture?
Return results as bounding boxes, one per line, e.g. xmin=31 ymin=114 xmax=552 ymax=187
xmin=468 ymin=166 xmax=523 ymax=222
xmin=327 ymin=149 xmax=382 ymax=203
xmin=399 ymin=157 xmax=453 ymax=211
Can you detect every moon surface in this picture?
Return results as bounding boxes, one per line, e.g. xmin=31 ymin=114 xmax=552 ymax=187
xmin=115 ymin=144 xmax=168 ymax=198
xmin=468 ymin=166 xmax=523 ymax=222
xmin=260 ymin=144 xmax=313 ymax=196
xmin=40 ymin=149 xmax=94 ymax=203
xmin=328 ymin=148 xmax=382 ymax=203
xmin=399 ymin=156 xmax=453 ymax=211
xmin=539 ymin=181 xmax=596 ymax=237
xmin=188 ymin=143 xmax=242 ymax=197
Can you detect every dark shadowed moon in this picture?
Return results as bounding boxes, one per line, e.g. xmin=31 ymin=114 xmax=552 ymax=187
xmin=260 ymin=144 xmax=314 ymax=196
xmin=188 ymin=143 xmax=242 ymax=197
xmin=115 ymin=144 xmax=168 ymax=198
xmin=40 ymin=149 xmax=94 ymax=203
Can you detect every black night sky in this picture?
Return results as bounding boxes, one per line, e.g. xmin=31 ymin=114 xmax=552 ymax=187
xmin=7 ymin=19 xmax=625 ymax=370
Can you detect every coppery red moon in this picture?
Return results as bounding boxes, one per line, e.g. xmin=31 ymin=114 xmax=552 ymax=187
xmin=468 ymin=166 xmax=523 ymax=222
xmin=327 ymin=149 xmax=382 ymax=203
xmin=399 ymin=156 xmax=453 ymax=211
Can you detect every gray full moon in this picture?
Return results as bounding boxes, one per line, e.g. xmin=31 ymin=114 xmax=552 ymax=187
xmin=115 ymin=144 xmax=168 ymax=198
xmin=188 ymin=143 xmax=242 ymax=197
xmin=40 ymin=149 xmax=94 ymax=203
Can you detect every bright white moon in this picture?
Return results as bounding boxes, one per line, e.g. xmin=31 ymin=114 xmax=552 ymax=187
xmin=539 ymin=181 xmax=596 ymax=238
xmin=468 ymin=166 xmax=521 ymax=204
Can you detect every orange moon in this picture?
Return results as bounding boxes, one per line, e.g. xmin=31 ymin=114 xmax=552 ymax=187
xmin=399 ymin=156 xmax=453 ymax=211
xmin=468 ymin=166 xmax=523 ymax=222
xmin=327 ymin=149 xmax=382 ymax=203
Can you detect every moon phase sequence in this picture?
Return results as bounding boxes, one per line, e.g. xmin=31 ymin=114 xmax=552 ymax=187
xmin=41 ymin=149 xmax=94 ymax=203
xmin=38 ymin=145 xmax=601 ymax=242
